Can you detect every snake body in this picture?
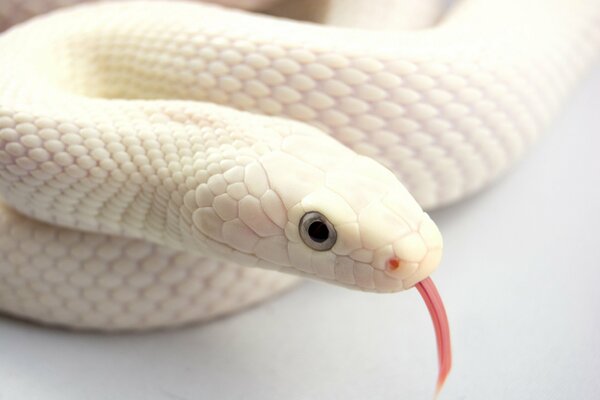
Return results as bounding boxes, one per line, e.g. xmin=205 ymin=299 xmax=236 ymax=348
xmin=0 ymin=0 xmax=598 ymax=330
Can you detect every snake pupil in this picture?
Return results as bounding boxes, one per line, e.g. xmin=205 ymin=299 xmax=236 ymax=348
xmin=308 ymin=221 xmax=329 ymax=243
xmin=299 ymin=212 xmax=337 ymax=251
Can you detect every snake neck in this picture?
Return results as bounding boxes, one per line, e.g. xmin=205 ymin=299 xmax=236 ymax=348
xmin=0 ymin=103 xmax=295 ymax=254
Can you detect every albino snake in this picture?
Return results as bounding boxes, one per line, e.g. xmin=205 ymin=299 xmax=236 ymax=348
xmin=0 ymin=0 xmax=598 ymax=393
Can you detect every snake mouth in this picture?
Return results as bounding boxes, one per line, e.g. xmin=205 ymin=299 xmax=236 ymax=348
xmin=415 ymin=277 xmax=452 ymax=396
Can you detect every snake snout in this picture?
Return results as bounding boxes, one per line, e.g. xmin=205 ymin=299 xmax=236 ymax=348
xmin=379 ymin=213 xmax=443 ymax=290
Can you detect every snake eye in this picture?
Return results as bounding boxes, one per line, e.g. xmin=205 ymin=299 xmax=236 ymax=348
xmin=299 ymin=211 xmax=337 ymax=251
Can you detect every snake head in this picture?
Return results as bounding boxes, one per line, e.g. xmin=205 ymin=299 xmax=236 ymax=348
xmin=191 ymin=124 xmax=442 ymax=292
xmin=256 ymin=130 xmax=443 ymax=292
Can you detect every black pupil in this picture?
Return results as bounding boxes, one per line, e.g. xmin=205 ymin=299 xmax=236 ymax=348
xmin=308 ymin=220 xmax=329 ymax=243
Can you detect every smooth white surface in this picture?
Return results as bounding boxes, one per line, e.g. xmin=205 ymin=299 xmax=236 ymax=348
xmin=0 ymin=67 xmax=598 ymax=400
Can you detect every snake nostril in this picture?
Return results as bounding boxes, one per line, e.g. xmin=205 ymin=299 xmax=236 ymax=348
xmin=387 ymin=257 xmax=401 ymax=271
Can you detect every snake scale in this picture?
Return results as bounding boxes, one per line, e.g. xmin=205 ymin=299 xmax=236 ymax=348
xmin=0 ymin=0 xmax=597 ymax=362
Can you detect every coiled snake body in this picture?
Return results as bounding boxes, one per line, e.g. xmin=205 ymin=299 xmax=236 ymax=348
xmin=0 ymin=0 xmax=598 ymax=337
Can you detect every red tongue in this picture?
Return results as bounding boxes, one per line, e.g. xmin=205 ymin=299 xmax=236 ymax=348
xmin=415 ymin=277 xmax=452 ymax=396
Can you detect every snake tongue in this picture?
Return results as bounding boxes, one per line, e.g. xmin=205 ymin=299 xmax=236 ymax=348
xmin=415 ymin=277 xmax=452 ymax=396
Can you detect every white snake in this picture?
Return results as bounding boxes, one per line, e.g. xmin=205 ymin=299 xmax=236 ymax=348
xmin=0 ymin=0 xmax=598 ymax=392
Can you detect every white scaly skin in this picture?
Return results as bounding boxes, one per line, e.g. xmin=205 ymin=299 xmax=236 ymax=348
xmin=0 ymin=0 xmax=598 ymax=329
xmin=0 ymin=0 xmax=280 ymax=31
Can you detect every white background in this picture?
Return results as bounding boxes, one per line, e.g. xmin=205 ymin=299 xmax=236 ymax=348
xmin=0 ymin=67 xmax=598 ymax=400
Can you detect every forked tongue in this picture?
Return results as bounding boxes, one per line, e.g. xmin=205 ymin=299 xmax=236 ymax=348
xmin=415 ymin=277 xmax=452 ymax=397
